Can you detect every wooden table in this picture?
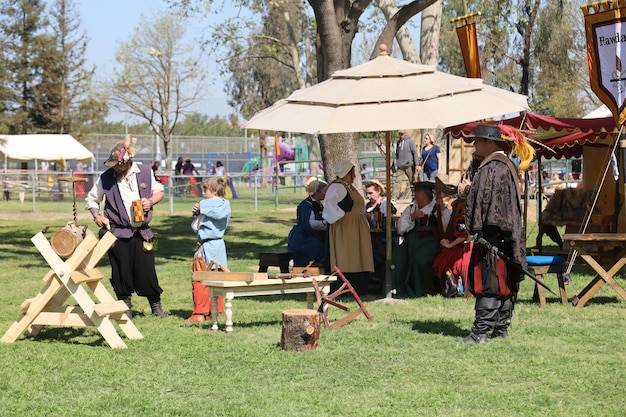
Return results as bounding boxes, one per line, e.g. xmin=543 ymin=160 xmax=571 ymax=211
xmin=563 ymin=233 xmax=626 ymax=308
xmin=199 ymin=276 xmax=337 ymax=333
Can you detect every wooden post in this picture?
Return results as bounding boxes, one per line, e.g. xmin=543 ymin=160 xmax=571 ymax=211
xmin=280 ymin=309 xmax=320 ymax=351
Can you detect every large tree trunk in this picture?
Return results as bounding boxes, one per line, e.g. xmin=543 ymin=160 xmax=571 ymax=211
xmin=419 ymin=1 xmax=443 ymax=175
xmin=372 ymin=0 xmax=437 ymax=59
xmin=377 ymin=0 xmax=419 ymax=64
xmin=310 ymin=0 xmax=368 ymax=185
xmin=319 ymin=132 xmax=361 ymax=187
xmin=307 ymin=1 xmax=437 ymax=183
xmin=420 ymin=0 xmax=442 ymax=66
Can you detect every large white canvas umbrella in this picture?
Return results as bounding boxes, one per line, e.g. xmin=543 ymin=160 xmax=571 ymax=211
xmin=244 ymin=50 xmax=530 ymax=298
xmin=245 ymin=56 xmax=528 ymax=134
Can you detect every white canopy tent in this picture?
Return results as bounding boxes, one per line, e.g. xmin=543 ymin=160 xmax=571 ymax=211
xmin=0 ymin=134 xmax=95 ymax=169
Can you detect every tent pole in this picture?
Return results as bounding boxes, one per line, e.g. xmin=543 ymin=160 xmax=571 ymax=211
xmin=537 ymin=158 xmax=543 ymax=252
xmin=621 ymin=133 xmax=626 ymax=231
xmin=384 ymin=130 xmax=394 ymax=299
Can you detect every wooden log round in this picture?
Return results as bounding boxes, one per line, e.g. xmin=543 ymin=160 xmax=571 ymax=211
xmin=50 ymin=223 xmax=92 ymax=257
xmin=280 ymin=308 xmax=320 ymax=351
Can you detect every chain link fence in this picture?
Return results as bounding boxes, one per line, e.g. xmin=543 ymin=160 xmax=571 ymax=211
xmin=1 ymin=134 xmax=390 ymax=212
xmin=0 ymin=157 xmax=387 ymax=214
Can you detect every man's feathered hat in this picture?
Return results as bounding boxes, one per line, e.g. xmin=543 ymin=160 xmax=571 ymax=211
xmin=468 ymin=124 xmax=535 ymax=171
xmin=104 ymin=134 xmax=138 ymax=167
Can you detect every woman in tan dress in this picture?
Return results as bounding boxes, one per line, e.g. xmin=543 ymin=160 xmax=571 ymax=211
xmin=322 ymin=160 xmax=374 ymax=295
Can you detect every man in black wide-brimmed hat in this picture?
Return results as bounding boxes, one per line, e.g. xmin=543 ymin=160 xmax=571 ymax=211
xmin=461 ymin=124 xmax=529 ymax=343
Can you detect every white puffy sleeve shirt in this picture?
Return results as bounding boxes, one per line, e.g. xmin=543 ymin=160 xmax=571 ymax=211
xmin=396 ymin=199 xmax=436 ymax=235
xmin=322 ymin=182 xmax=348 ymax=225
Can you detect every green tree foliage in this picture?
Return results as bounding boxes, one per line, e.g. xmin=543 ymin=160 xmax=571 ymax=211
xmin=439 ymin=1 xmax=519 ymax=91
xmin=0 ymin=0 xmax=49 ymax=134
xmin=439 ymin=0 xmax=593 ymax=117
xmin=107 ymin=12 xmax=206 ymax=174
xmin=0 ymin=0 xmax=106 ymax=136
xmin=202 ymin=0 xmax=314 ymax=121
xmin=176 ymin=112 xmax=241 ymax=136
xmin=531 ymin=1 xmax=592 ymax=117
xmin=33 ymin=0 xmax=105 ymax=136
xmin=169 ymin=0 xmax=431 ymax=183
xmin=178 ymin=0 xmax=316 ymax=185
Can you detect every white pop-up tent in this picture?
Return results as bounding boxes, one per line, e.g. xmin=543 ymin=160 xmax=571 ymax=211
xmin=0 ymin=134 xmax=95 ymax=169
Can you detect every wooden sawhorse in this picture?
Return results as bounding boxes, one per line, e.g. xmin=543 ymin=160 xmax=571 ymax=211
xmin=1 ymin=231 xmax=143 ymax=349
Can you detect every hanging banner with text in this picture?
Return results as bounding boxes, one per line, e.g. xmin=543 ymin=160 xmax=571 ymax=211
xmin=583 ymin=1 xmax=626 ymax=126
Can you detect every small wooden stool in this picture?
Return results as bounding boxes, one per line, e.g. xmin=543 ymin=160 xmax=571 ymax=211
xmin=527 ymin=255 xmax=567 ymax=307
xmin=258 ymin=251 xmax=292 ymax=273
xmin=280 ymin=309 xmax=320 ymax=351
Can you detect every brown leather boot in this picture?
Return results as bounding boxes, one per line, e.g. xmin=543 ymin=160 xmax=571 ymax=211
xmin=183 ymin=314 xmax=206 ymax=323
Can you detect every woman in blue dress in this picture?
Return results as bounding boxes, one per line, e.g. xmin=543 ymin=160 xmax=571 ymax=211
xmin=287 ymin=179 xmax=328 ymax=266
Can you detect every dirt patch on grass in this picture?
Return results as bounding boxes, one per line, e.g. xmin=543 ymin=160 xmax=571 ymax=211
xmin=0 ymin=211 xmax=93 ymax=222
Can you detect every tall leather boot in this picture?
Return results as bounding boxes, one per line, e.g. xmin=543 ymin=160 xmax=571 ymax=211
xmin=118 ymin=296 xmax=132 ymax=318
xmin=148 ymin=295 xmax=167 ymax=318
xmin=492 ymin=297 xmax=514 ymax=339
xmin=463 ymin=296 xmax=499 ymax=343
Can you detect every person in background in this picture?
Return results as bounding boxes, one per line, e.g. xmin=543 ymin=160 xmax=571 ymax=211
xmin=460 ymin=124 xmax=533 ymax=343
xmin=549 ymin=172 xmax=564 ymax=190
xmin=174 ymin=157 xmax=184 ymax=196
xmin=392 ymin=181 xmax=440 ymax=297
xmin=432 ymin=196 xmax=471 ymax=298
xmin=215 ymin=161 xmax=225 ymax=176
xmin=418 ymin=133 xmax=442 ymax=181
xmin=85 ymin=135 xmax=166 ymax=318
xmin=464 ymin=151 xmax=485 ymax=183
xmin=151 ymin=161 xmax=162 ymax=182
xmin=360 ymin=163 xmax=371 ymax=180
xmin=571 ymin=159 xmax=582 ymax=180
xmin=182 ymin=157 xmax=199 ymax=196
xmin=364 ymin=179 xmax=397 ymax=294
xmin=287 ymin=178 xmax=328 ymax=267
xmin=184 ymin=177 xmax=231 ymax=323
xmin=323 ymin=160 xmax=374 ymax=295
xmin=364 ymin=179 xmax=393 ymax=228
xmin=182 ymin=157 xmax=199 ymax=176
xmin=392 ymin=130 xmax=419 ymax=199
xmin=174 ymin=157 xmax=184 ymax=175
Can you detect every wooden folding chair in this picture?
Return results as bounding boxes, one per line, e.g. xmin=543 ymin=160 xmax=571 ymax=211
xmin=312 ymin=266 xmax=373 ymax=330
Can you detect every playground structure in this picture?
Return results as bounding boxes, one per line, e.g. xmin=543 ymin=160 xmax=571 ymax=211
xmin=240 ymin=139 xmax=311 ymax=185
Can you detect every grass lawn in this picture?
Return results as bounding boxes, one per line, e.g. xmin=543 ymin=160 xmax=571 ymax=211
xmin=1 ymin=188 xmax=625 ymax=416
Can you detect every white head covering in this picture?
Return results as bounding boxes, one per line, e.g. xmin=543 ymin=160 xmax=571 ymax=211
xmin=306 ymin=178 xmax=328 ymax=193
xmin=333 ymin=160 xmax=354 ymax=178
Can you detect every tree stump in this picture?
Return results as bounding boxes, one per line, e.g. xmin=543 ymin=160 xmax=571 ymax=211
xmin=280 ymin=309 xmax=320 ymax=351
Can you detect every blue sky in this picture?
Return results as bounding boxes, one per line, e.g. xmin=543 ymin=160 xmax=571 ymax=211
xmin=73 ymin=1 xmax=421 ymax=123
xmin=74 ymin=0 xmax=234 ymax=122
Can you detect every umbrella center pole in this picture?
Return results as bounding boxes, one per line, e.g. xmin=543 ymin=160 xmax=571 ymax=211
xmin=384 ymin=131 xmax=395 ymax=298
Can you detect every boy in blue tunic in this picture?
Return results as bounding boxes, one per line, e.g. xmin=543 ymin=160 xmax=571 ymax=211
xmin=184 ymin=177 xmax=231 ymax=323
